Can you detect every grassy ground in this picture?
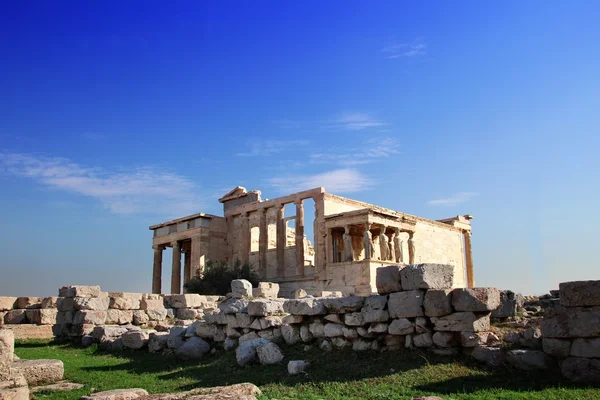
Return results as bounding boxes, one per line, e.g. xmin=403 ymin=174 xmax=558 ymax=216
xmin=15 ymin=340 xmax=600 ymax=400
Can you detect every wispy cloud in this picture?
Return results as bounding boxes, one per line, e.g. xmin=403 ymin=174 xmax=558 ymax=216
xmin=382 ymin=38 xmax=427 ymax=59
xmin=237 ymin=139 xmax=310 ymax=157
xmin=310 ymin=137 xmax=400 ymax=166
xmin=0 ymin=152 xmax=206 ymax=216
xmin=428 ymin=192 xmax=479 ymax=207
xmin=267 ymin=168 xmax=373 ymax=194
xmin=332 ymin=113 xmax=386 ymax=130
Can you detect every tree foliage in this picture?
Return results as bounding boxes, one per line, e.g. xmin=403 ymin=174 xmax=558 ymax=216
xmin=183 ymin=259 xmax=259 ymax=295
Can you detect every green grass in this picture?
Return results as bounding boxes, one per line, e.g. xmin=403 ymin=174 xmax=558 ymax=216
xmin=15 ymin=340 xmax=600 ymax=400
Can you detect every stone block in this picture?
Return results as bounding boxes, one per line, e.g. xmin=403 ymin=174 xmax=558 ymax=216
xmin=388 ymin=290 xmax=425 ymax=318
xmin=79 ymin=389 xmax=148 ymax=400
xmin=106 ymin=310 xmax=133 ymax=325
xmin=470 ymin=346 xmax=504 ymax=367
xmin=560 ymin=357 xmax=600 ymax=383
xmin=16 ymin=297 xmax=41 ymax=310
xmin=56 ymin=298 xmax=74 ymax=312
xmin=12 ymin=359 xmax=64 ymax=386
xmin=282 ymin=314 xmax=303 ymax=324
xmin=344 ymin=312 xmax=365 ymax=326
xmin=132 ymin=310 xmax=149 ymax=325
xmin=231 ymin=279 xmax=252 ymax=298
xmin=92 ymin=326 xmax=129 ymax=342
xmin=541 ymin=308 xmax=600 ymax=338
xmin=491 ymin=290 xmax=520 ymax=318
xmin=73 ymin=311 xmax=107 ymax=325
xmin=430 ymin=312 xmax=490 ymax=332
xmin=460 ymin=331 xmax=491 ymax=347
xmin=281 ymin=325 xmax=301 ymax=344
xmin=164 ymin=294 xmax=202 ymax=309
xmin=0 ymin=386 xmax=29 ymax=400
xmin=148 ymin=332 xmax=169 ymax=353
xmin=400 ymin=263 xmax=454 ymax=290
xmin=227 ymin=313 xmax=254 ymax=329
xmin=122 ymin=330 xmax=150 ymax=349
xmin=506 ymin=349 xmax=554 ymax=371
xmin=423 ymin=289 xmax=453 ymax=317
xmin=452 ymin=288 xmax=500 ymax=312
xmin=248 ymin=299 xmax=284 ymax=316
xmin=219 ymin=298 xmax=249 ymax=314
xmin=308 ymin=321 xmax=325 ymax=338
xmin=322 ymin=296 xmax=364 ymax=313
xmin=560 ymin=280 xmax=600 ymax=307
xmin=145 ymin=309 xmax=168 ymax=321
xmin=570 ymin=337 xmax=600 ymax=358
xmin=413 ymin=332 xmax=433 ymax=348
xmin=375 ymin=265 xmax=402 ymax=295
xmin=324 ymin=323 xmax=344 ymax=337
xmin=283 ymin=298 xmax=326 ymax=315
xmin=108 ymin=294 xmax=141 ymax=310
xmin=73 ymin=297 xmax=110 ymax=311
xmin=0 ymin=298 xmax=16 ymax=312
xmin=176 ymin=309 xmax=198 ymax=320
xmin=432 ymin=331 xmax=457 ymax=347
xmin=176 ymin=337 xmax=210 ymax=360
xmin=3 ymin=311 xmax=26 ymax=325
xmin=40 ymin=297 xmax=58 ymax=309
xmin=288 ymin=360 xmax=310 ymax=375
xmin=0 ymin=329 xmax=14 ymax=380
xmin=140 ymin=299 xmax=164 ymax=310
xmin=256 ymin=341 xmax=284 ymax=364
xmin=388 ymin=318 xmax=414 ymax=335
xmin=25 ymin=309 xmax=57 ymax=325
xmin=542 ymin=338 xmax=571 ymax=358
xmin=253 ymin=282 xmax=279 ymax=298
xmin=362 ymin=309 xmax=389 ymax=324
xmin=58 ymin=285 xmax=101 ymax=298
xmin=293 ymin=289 xmax=308 ymax=299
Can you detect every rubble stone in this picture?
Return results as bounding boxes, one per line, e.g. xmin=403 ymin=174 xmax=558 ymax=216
xmin=12 ymin=359 xmax=64 ymax=386
xmin=388 ymin=291 xmax=425 ymax=318
xmin=452 ymin=288 xmax=501 ymax=312
xmin=560 ymin=280 xmax=600 ymax=307
xmin=423 ymin=289 xmax=453 ymax=317
xmin=400 ymin=264 xmax=454 ymax=290
xmin=375 ymin=265 xmax=402 ymax=294
xmin=58 ymin=286 xmax=101 ymax=298
xmin=430 ymin=312 xmax=490 ymax=332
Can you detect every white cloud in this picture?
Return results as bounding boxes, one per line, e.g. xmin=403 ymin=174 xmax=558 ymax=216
xmin=428 ymin=192 xmax=479 ymax=207
xmin=237 ymin=139 xmax=310 ymax=156
xmin=382 ymin=39 xmax=427 ymax=59
xmin=267 ymin=168 xmax=372 ymax=194
xmin=333 ymin=113 xmax=386 ymax=130
xmin=0 ymin=152 xmax=205 ymax=216
xmin=310 ymin=137 xmax=400 ymax=166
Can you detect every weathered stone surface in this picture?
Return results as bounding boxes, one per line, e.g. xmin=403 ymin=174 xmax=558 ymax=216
xmin=247 ymin=299 xmax=284 ymax=316
xmin=167 ymin=327 xmax=187 ymax=349
xmin=352 ymin=339 xmax=372 ymax=351
xmin=106 ymin=310 xmax=133 ymax=325
xmin=376 ymin=265 xmax=402 ymax=294
xmin=368 ymin=323 xmax=388 ymax=334
xmin=223 ymin=337 xmax=237 ymax=351
xmin=58 ymin=286 xmax=101 ymax=298
xmin=293 ymin=289 xmax=308 ymax=299
xmin=219 ymin=298 xmax=249 ymax=314
xmin=25 ymin=309 xmax=57 ymax=325
xmin=503 ymin=331 xmax=521 ymax=344
xmin=73 ymin=297 xmax=110 ymax=311
xmin=257 ymin=342 xmax=284 ymax=364
xmin=3 ymin=311 xmax=26 ymax=325
xmin=470 ymin=346 xmax=504 ymax=367
xmin=92 ymin=326 xmax=129 ymax=342
xmin=0 ymin=329 xmax=14 ymax=380
xmin=415 ymin=317 xmax=430 ymax=333
xmin=460 ymin=331 xmax=490 ymax=347
xmin=560 ymin=280 xmax=600 ymax=307
xmin=561 ymin=357 xmax=600 ymax=383
xmin=80 ymin=388 xmax=148 ymax=400
xmin=142 ymin=383 xmax=261 ymax=400
xmin=324 ymin=323 xmax=344 ymax=337
xmin=0 ymin=298 xmax=16 ymax=312
xmin=12 ymin=359 xmax=64 ymax=385
xmin=570 ymin=337 xmax=600 ymax=358
xmin=344 ymin=312 xmax=365 ymax=326
xmin=109 ymin=295 xmax=141 ymax=311
xmin=0 ymin=386 xmax=29 ymax=400
xmin=195 ymin=322 xmax=218 ymax=339
xmin=231 ymin=279 xmax=253 ymax=298
xmin=308 ymin=321 xmax=325 ymax=338
xmin=165 ymin=294 xmax=204 ymax=309
xmin=145 ymin=309 xmax=168 ymax=321
xmin=541 ymin=308 xmax=600 ymax=338
xmin=432 ymin=332 xmax=457 ymax=347
xmin=288 ymin=360 xmax=309 ymax=375
xmin=176 ymin=309 xmax=199 ymax=320
xmin=140 ymin=299 xmax=164 ymax=310
xmin=362 ymin=309 xmax=389 ymax=324
xmin=388 ymin=318 xmax=414 ymax=335
xmin=31 ymin=381 xmax=84 ymax=393
xmin=239 ymin=332 xmax=259 ymax=343
xmin=16 ymin=297 xmax=41 ymax=310
xmin=430 ymin=312 xmax=490 ymax=332
xmin=452 ymin=288 xmax=500 ymax=312
xmin=322 ymin=296 xmax=365 ymax=313
xmin=323 ymin=314 xmax=342 ymax=324
xmin=253 ymin=282 xmax=279 ymax=299
xmin=282 ymin=315 xmax=303 ymax=324
xmin=176 ymin=337 xmax=210 ymax=360
xmin=299 ymin=325 xmax=313 ymax=342
xmin=283 ymin=299 xmax=325 ymax=315
xmin=413 ymin=332 xmax=433 ymax=348
xmin=491 ymin=290 xmax=521 ymax=318
xmin=506 ymin=350 xmax=554 ymax=370
xmin=122 ymin=330 xmax=150 ymax=349
xmin=423 ymin=289 xmax=453 ymax=317
xmin=235 ymin=338 xmax=270 ymax=366
xmin=280 ymin=325 xmax=301 ymax=344
xmin=81 ymin=335 xmax=94 ymax=347
xmin=132 ymin=310 xmax=149 ymax=325
xmin=40 ymin=297 xmax=59 ymax=309
xmin=73 ymin=311 xmax=107 ymax=325
xmin=388 ymin=291 xmax=425 ymax=318
xmin=542 ymin=338 xmax=571 ymax=358
xmin=56 ymin=298 xmax=74 ymax=312
xmin=400 ymin=264 xmax=454 ymax=290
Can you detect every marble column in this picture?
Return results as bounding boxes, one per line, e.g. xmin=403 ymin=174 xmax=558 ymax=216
xmin=276 ymin=204 xmax=285 ymax=277
xmin=183 ymin=249 xmax=191 ymax=292
xmin=363 ymin=223 xmax=373 ymax=260
xmin=259 ymin=208 xmax=268 ymax=278
xmin=190 ymin=235 xmax=203 ymax=278
xmin=295 ymin=200 xmax=305 ymax=276
xmin=171 ymin=241 xmax=181 ymax=294
xmin=152 ymin=244 xmax=165 ymax=294
xmin=464 ymin=230 xmax=474 ymax=287
xmin=408 ymin=232 xmax=415 ymax=264
xmin=240 ymin=212 xmax=250 ymax=264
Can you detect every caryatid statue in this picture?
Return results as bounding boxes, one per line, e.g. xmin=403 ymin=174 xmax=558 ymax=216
xmin=388 ymin=231 xmax=396 ymax=262
xmin=379 ymin=228 xmax=390 ymax=261
xmin=343 ymin=226 xmax=353 ymax=262
xmin=363 ymin=224 xmax=374 ymax=259
xmin=393 ymin=230 xmax=403 ymax=263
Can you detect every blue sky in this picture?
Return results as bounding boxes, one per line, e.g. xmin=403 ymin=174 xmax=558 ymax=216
xmin=1 ymin=1 xmax=599 ymax=296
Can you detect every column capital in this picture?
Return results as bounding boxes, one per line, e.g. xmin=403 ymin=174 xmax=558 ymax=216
xmin=294 ymin=198 xmax=304 ymax=206
xmin=153 ymin=244 xmax=165 ymax=251
xmin=171 ymin=241 xmax=180 ymax=248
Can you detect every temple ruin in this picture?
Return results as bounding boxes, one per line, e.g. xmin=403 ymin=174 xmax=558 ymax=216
xmin=149 ymin=187 xmax=474 ymax=297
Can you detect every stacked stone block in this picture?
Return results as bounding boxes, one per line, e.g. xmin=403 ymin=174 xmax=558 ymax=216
xmin=541 ymin=280 xmax=600 ymax=383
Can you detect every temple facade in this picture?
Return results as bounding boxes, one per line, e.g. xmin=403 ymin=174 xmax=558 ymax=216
xmin=149 ymin=187 xmax=474 ymax=297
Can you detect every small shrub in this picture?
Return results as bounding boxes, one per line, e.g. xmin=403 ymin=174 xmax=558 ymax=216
xmin=184 ymin=259 xmax=259 ymax=295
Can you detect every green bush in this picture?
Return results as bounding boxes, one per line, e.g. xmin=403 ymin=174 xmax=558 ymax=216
xmin=183 ymin=259 xmax=259 ymax=295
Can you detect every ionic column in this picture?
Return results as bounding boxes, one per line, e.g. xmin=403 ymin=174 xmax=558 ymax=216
xmin=464 ymin=230 xmax=474 ymax=287
xmin=171 ymin=241 xmax=181 ymax=294
xmin=295 ymin=200 xmax=305 ymax=276
xmin=240 ymin=212 xmax=250 ymax=264
xmin=152 ymin=244 xmax=165 ymax=294
xmin=259 ymin=208 xmax=268 ymax=278
xmin=408 ymin=231 xmax=415 ymax=264
xmin=276 ymin=204 xmax=285 ymax=277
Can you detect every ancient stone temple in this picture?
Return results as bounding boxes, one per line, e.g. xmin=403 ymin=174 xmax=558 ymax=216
xmin=149 ymin=187 xmax=474 ymax=297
